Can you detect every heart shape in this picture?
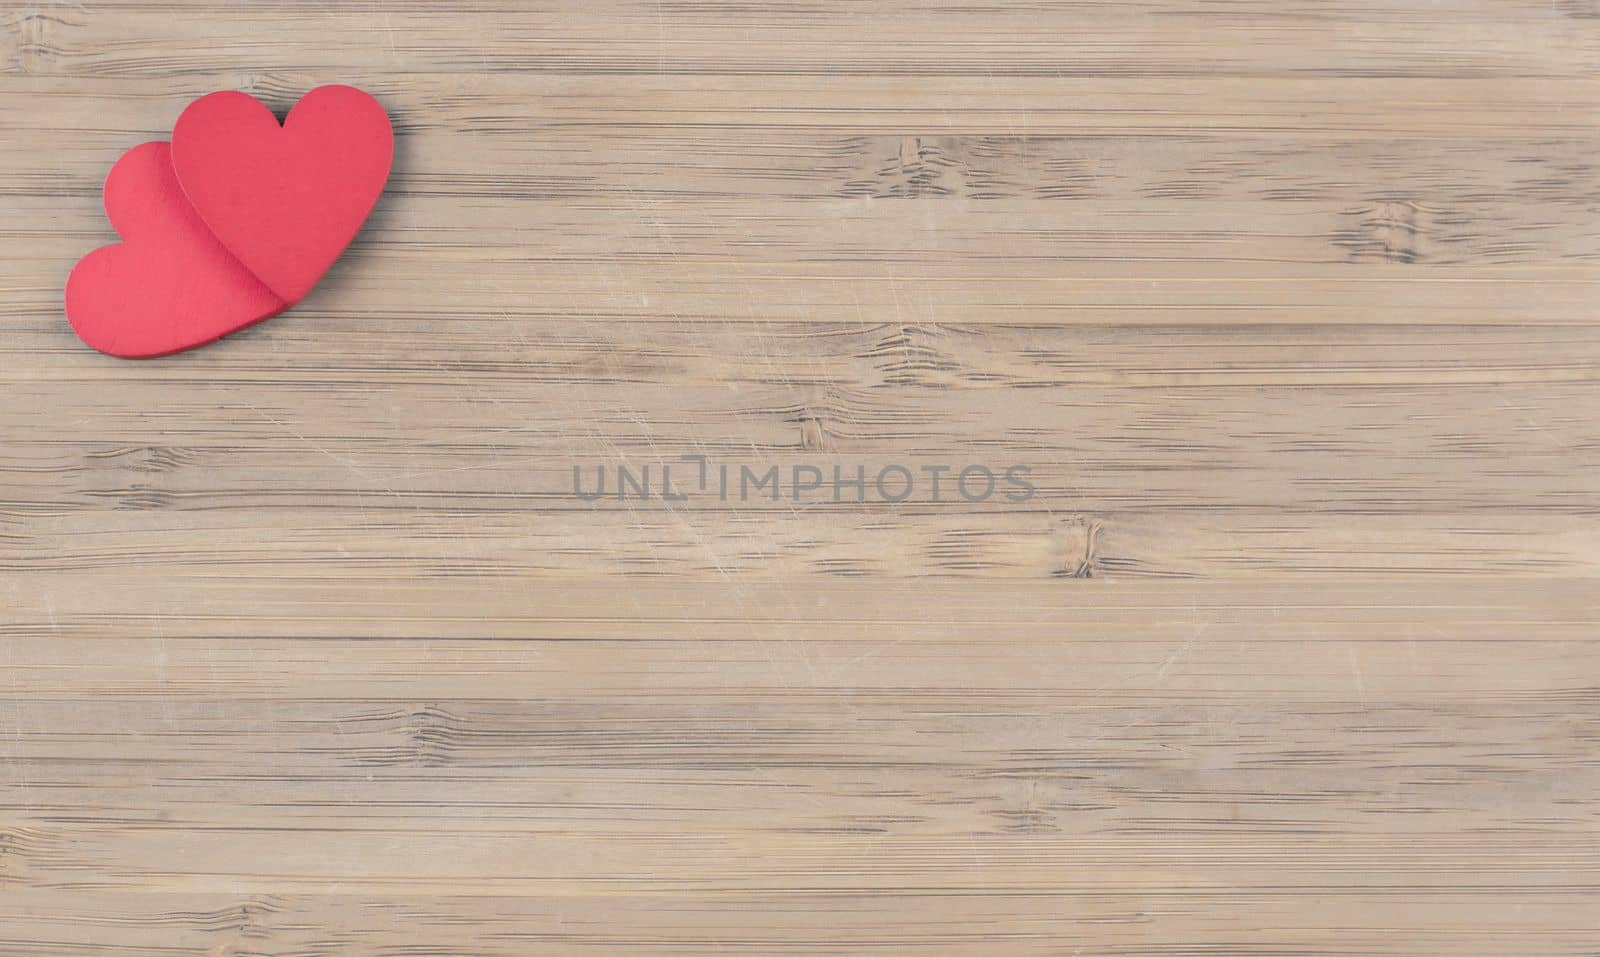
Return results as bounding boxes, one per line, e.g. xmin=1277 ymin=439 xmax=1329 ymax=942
xmin=65 ymin=142 xmax=287 ymax=358
xmin=64 ymin=86 xmax=392 ymax=358
xmin=172 ymin=85 xmax=393 ymax=304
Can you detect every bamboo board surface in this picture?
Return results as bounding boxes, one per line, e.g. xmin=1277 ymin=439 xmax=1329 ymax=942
xmin=2 ymin=2 xmax=1599 ymax=954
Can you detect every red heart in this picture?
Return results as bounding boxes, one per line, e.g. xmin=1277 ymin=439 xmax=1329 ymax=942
xmin=65 ymin=142 xmax=287 ymax=359
xmin=171 ymin=85 xmax=393 ymax=304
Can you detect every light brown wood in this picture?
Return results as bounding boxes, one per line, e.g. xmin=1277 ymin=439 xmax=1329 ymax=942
xmin=3 ymin=2 xmax=1598 ymax=953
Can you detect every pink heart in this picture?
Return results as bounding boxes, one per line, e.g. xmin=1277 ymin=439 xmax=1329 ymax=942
xmin=65 ymin=142 xmax=286 ymax=359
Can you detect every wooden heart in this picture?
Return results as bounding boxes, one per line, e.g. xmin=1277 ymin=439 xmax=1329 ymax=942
xmin=64 ymin=142 xmax=287 ymax=359
xmin=171 ymin=85 xmax=394 ymax=303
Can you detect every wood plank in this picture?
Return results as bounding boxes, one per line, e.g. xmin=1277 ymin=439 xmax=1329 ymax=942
xmin=2 ymin=0 xmax=1598 ymax=953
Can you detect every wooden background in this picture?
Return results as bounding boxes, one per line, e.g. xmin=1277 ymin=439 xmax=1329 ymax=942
xmin=4 ymin=2 xmax=1599 ymax=953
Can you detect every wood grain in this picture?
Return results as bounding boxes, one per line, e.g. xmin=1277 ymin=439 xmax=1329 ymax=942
xmin=3 ymin=1 xmax=1598 ymax=953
